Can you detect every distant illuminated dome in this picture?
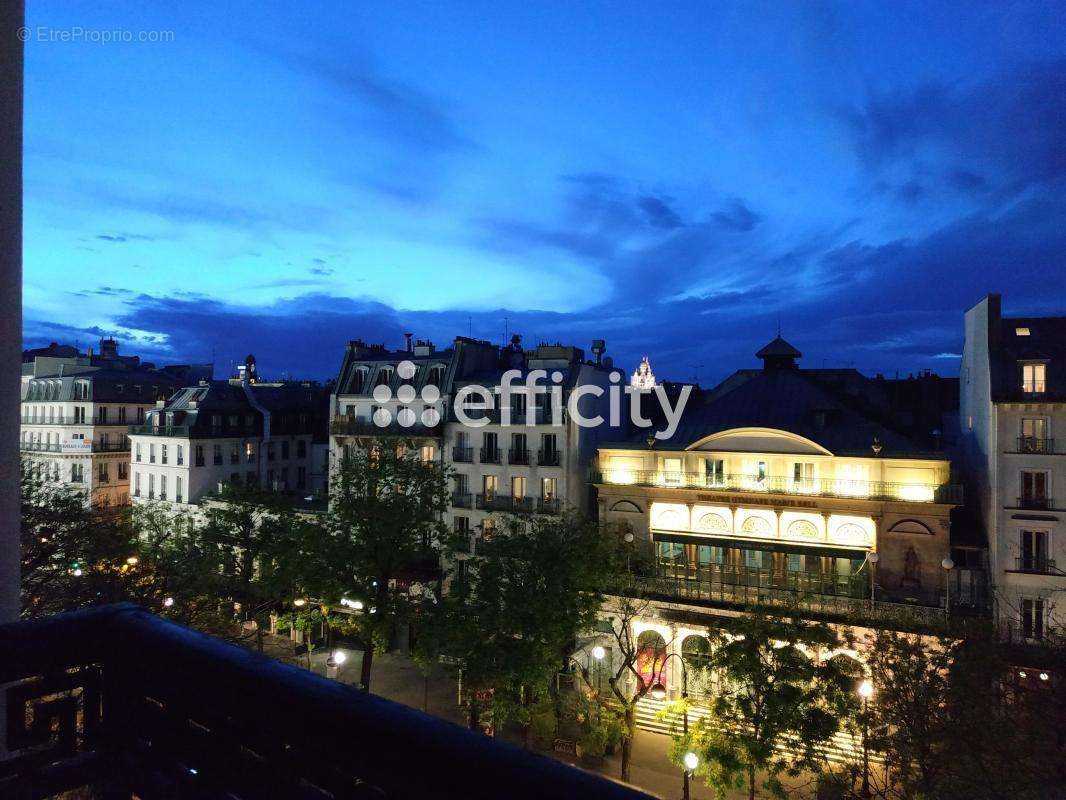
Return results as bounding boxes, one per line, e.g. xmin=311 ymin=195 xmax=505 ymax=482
xmin=631 ymin=356 xmax=657 ymax=389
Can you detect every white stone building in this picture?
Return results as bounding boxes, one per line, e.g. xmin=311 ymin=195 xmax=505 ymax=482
xmin=20 ymin=339 xmax=206 ymax=506
xmin=961 ymin=294 xmax=1066 ymax=642
xmin=129 ymin=361 xmax=329 ymax=507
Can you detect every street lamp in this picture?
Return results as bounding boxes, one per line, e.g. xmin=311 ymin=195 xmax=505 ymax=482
xmin=867 ymin=552 xmax=879 ymax=604
xmin=650 ymin=652 xmax=692 ymax=800
xmin=941 ymin=557 xmax=955 ymax=615
xmin=858 ymin=679 xmax=874 ymax=798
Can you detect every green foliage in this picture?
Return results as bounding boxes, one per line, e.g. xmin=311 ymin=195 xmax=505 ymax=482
xmin=681 ymin=608 xmax=862 ymax=800
xmin=20 ymin=462 xmax=141 ymax=617
xmin=429 ymin=512 xmax=620 ymax=729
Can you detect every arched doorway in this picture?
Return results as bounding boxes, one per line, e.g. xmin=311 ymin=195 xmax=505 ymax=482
xmin=636 ymin=629 xmax=667 ymax=690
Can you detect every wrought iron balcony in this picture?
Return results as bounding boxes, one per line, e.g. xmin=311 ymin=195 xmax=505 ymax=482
xmin=476 ymin=493 xmax=533 ymax=512
xmin=330 ymin=414 xmax=441 ymax=439
xmin=451 ymin=491 xmax=474 ymax=509
xmin=479 ymin=447 xmax=501 ymax=464
xmin=594 ymin=469 xmax=963 ymax=504
xmin=1012 ymin=556 xmax=1060 ymax=575
xmin=451 ymin=446 xmax=473 ymax=462
xmin=20 ymin=440 xmax=131 ymax=454
xmin=0 ymin=604 xmax=648 ymax=800
xmin=22 ymin=415 xmax=132 ymax=426
xmin=1015 ymin=437 xmax=1055 ymax=454
xmin=537 ymin=497 xmax=562 ymax=514
xmin=508 ymin=448 xmax=530 ymax=465
xmin=537 ymin=449 xmax=561 ymax=466
xmin=1017 ymin=495 xmax=1053 ymax=510
xmin=128 ymin=423 xmax=192 ymax=437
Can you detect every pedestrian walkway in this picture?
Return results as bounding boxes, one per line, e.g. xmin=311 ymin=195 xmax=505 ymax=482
xmin=255 ymin=634 xmax=817 ymax=799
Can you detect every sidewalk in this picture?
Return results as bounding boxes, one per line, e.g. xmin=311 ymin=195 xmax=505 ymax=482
xmin=256 ymin=634 xmax=757 ymax=799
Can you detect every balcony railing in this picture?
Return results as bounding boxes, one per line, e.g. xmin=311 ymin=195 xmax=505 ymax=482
xmin=1017 ymin=495 xmax=1053 ymax=510
xmin=508 ymin=448 xmax=530 ymax=465
xmin=20 ymin=440 xmax=131 ymax=453
xmin=330 ymin=414 xmax=441 ymax=438
xmin=480 ymin=447 xmax=501 ymax=464
xmin=21 ymin=415 xmax=131 ymax=426
xmin=538 ymin=448 xmax=561 ymax=467
xmin=0 ymin=604 xmax=649 ymax=800
xmin=452 ymin=446 xmax=474 ymax=462
xmin=128 ymin=423 xmax=192 ymax=437
xmin=595 ymin=470 xmax=962 ymax=504
xmin=476 ymin=493 xmax=533 ymax=512
xmin=449 ymin=407 xmax=558 ymax=425
xmin=1012 ymin=557 xmax=1061 ymax=575
xmin=451 ymin=491 xmax=474 ymax=509
xmin=538 ymin=497 xmax=562 ymax=514
xmin=1015 ymin=437 xmax=1055 ymax=454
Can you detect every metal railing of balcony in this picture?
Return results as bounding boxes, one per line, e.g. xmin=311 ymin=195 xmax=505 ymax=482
xmin=1012 ymin=557 xmax=1060 ymax=575
xmin=128 ymin=423 xmax=192 ymax=437
xmin=476 ymin=493 xmax=533 ymax=512
xmin=452 ymin=446 xmax=473 ymax=462
xmin=21 ymin=415 xmax=132 ymax=426
xmin=594 ymin=470 xmax=962 ymax=504
xmin=537 ymin=497 xmax=562 ymax=514
xmin=538 ymin=449 xmax=561 ymax=467
xmin=330 ymin=414 xmax=442 ymax=438
xmin=1015 ymin=437 xmax=1056 ymax=454
xmin=448 ymin=407 xmax=558 ymax=426
xmin=508 ymin=448 xmax=530 ymax=465
xmin=0 ymin=604 xmax=651 ymax=800
xmin=479 ymin=447 xmax=501 ymax=464
xmin=1017 ymin=495 xmax=1053 ymax=510
xmin=19 ymin=441 xmax=60 ymax=452
xmin=451 ymin=492 xmax=474 ymax=509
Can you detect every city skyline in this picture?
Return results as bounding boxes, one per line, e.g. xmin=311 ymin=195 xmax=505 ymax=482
xmin=21 ymin=1 xmax=1066 ymax=382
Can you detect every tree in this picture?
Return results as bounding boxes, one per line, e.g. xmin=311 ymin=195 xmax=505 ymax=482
xmin=20 ymin=461 xmax=140 ymax=616
xmin=428 ymin=512 xmax=616 ymax=736
xmin=309 ymin=441 xmax=450 ymax=692
xmin=682 ymin=608 xmax=861 ymax=800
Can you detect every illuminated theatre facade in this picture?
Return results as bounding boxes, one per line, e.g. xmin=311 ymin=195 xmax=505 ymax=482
xmin=591 ymin=338 xmax=964 ymax=692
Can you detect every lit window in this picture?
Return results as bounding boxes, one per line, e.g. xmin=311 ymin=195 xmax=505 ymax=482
xmin=1016 ymin=327 xmax=1030 ymax=336
xmin=1021 ymin=363 xmax=1046 ymax=394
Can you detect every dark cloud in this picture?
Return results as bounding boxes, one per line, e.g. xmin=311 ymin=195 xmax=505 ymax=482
xmin=711 ymin=200 xmax=760 ymax=231
xmin=637 ymin=195 xmax=683 ymax=229
xmin=96 ymin=232 xmax=155 ymax=243
xmin=846 ymin=59 xmax=1066 ymax=197
xmin=263 ymin=44 xmax=476 ymax=154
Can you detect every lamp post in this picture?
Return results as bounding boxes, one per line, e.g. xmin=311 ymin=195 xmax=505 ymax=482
xmin=941 ymin=557 xmax=955 ymax=616
xmin=564 ymin=645 xmax=606 ymax=692
xmin=624 ymin=531 xmax=635 ymax=575
xmin=858 ymin=679 xmax=874 ymax=798
xmin=867 ymin=552 xmax=879 ymax=605
xmin=651 ymin=652 xmax=691 ymax=800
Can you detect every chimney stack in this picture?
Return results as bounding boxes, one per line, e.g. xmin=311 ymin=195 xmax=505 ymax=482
xmin=404 ymin=333 xmax=413 ymax=352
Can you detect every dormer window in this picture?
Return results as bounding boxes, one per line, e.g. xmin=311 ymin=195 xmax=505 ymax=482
xmin=1016 ymin=327 xmax=1031 ymax=336
xmin=375 ymin=367 xmax=394 ymax=388
xmin=426 ymin=365 xmax=446 ymax=387
xmin=1021 ymin=362 xmax=1046 ymax=394
xmin=351 ymin=367 xmax=368 ymax=393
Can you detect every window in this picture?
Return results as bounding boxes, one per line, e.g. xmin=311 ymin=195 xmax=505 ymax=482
xmin=427 ymin=365 xmax=445 ymax=387
xmin=118 ymin=462 xmax=128 ymax=480
xmin=1021 ymin=470 xmax=1049 ymax=506
xmin=267 ymin=442 xmax=276 ymax=462
xmin=756 ymin=461 xmax=768 ymax=482
xmin=118 ymin=406 xmax=127 ymax=423
xmin=297 ymin=440 xmax=307 ymax=459
xmin=662 ymin=457 xmax=683 ymax=486
xmin=454 ymin=516 xmax=470 ymax=533
xmin=71 ymin=463 xmax=84 ymax=483
xmin=213 ymin=444 xmax=222 ymax=465
xmin=481 ymin=517 xmax=496 ymax=540
xmin=247 ymin=471 xmax=257 ymax=486
xmin=282 ymin=441 xmax=290 ymax=459
xmin=297 ymin=466 xmax=306 ymax=489
xmin=98 ymin=407 xmax=108 ymax=424
xmin=420 ymin=445 xmax=434 ymax=462
xmin=149 ymin=444 xmax=156 ymax=463
xmin=136 ymin=407 xmax=144 ymax=424
xmin=245 ymin=442 xmax=255 ymax=462
xmin=230 ymin=442 xmax=240 ymax=464
xmin=511 ymin=476 xmax=526 ymax=498
xmin=455 ymin=474 xmax=469 ymax=494
xmin=743 ymin=549 xmax=765 ymax=569
xmin=161 ymin=444 xmax=168 ymax=465
xmin=483 ymin=474 xmax=498 ymax=499
xmin=793 ymin=462 xmax=815 ymax=490
xmin=705 ymin=458 xmax=724 ymax=486
xmin=135 ymin=443 xmax=142 ymax=462
xmin=195 ymin=445 xmax=205 ymax=467
xmin=1022 ymin=362 xmax=1046 ymax=394
xmin=148 ymin=473 xmax=155 ymax=499
xmin=541 ymin=477 xmax=557 ymax=500
xmin=177 ymin=445 xmax=184 ymax=465
xmin=1022 ymin=598 xmax=1045 ymax=641
xmin=134 ymin=472 xmax=141 ymax=497
xmin=375 ymin=368 xmax=393 ymax=388
xmin=1020 ymin=418 xmax=1049 ymax=452
xmin=176 ymin=476 xmax=183 ymax=503
xmin=1020 ymin=530 xmax=1049 ymax=572
xmin=159 ymin=475 xmax=167 ymax=501
xmin=98 ymin=463 xmax=109 ymax=483
xmin=1016 ymin=327 xmax=1031 ymax=336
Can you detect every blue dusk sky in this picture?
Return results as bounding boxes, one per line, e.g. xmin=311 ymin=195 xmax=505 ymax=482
xmin=22 ymin=1 xmax=1066 ymax=383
